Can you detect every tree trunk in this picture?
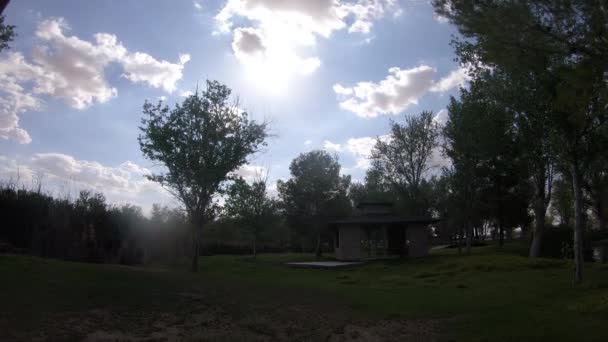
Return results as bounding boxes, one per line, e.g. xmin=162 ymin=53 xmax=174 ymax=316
xmin=252 ymin=234 xmax=257 ymax=259
xmin=457 ymin=226 xmax=463 ymax=255
xmin=529 ymin=197 xmax=546 ymax=258
xmin=315 ymin=231 xmax=322 ymax=260
xmin=191 ymin=224 xmax=200 ymax=272
xmin=571 ymin=164 xmax=584 ymax=284
xmin=466 ymin=224 xmax=472 ymax=255
xmin=498 ymin=221 xmax=504 ymax=247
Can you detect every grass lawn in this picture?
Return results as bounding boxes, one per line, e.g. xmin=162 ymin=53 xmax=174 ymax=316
xmin=1 ymin=243 xmax=607 ymax=341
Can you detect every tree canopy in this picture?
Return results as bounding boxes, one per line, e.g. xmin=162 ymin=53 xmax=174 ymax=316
xmin=139 ymin=80 xmax=269 ymax=271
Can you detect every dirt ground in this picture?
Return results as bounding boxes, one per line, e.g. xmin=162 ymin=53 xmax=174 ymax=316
xmin=15 ymin=291 xmax=443 ymax=342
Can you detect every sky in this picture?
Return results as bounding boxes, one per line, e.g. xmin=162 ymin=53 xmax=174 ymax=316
xmin=0 ymin=0 xmax=465 ymax=213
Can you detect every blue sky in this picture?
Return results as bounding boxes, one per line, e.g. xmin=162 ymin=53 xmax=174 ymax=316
xmin=0 ymin=0 xmax=464 ymax=212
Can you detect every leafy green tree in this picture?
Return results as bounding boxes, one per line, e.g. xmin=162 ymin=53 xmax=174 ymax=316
xmin=551 ymin=176 xmax=574 ymax=227
xmin=138 ymin=80 xmax=269 ymax=272
xmin=371 ymin=110 xmax=439 ymax=216
xmin=584 ymin=149 xmax=608 ymax=231
xmin=348 ymin=167 xmax=393 ymax=206
xmin=443 ymin=88 xmax=487 ymax=253
xmin=473 ymin=69 xmax=555 ymax=257
xmin=278 ymin=150 xmax=351 ymax=258
xmin=0 ymin=15 xmax=15 ymax=52
xmin=224 ymin=177 xmax=277 ymax=258
xmin=434 ymin=0 xmax=608 ymax=282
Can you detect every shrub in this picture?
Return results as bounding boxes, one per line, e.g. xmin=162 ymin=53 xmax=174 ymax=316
xmin=539 ymin=224 xmax=594 ymax=261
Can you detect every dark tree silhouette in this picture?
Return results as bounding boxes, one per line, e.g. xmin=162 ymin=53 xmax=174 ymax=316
xmin=138 ymin=80 xmax=269 ymax=272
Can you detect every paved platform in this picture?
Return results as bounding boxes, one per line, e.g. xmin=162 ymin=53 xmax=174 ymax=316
xmin=286 ymin=261 xmax=363 ymax=269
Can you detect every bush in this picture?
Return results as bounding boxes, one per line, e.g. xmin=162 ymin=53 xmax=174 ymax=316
xmin=539 ymin=225 xmax=594 ymax=261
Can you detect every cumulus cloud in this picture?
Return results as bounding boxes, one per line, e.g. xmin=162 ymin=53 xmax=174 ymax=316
xmin=0 ymin=153 xmax=171 ymax=211
xmin=323 ymin=140 xmax=343 ymax=152
xmin=334 ymin=65 xmax=469 ymax=117
xmin=232 ymin=27 xmax=266 ymax=56
xmin=232 ymin=164 xmax=267 ymax=182
xmin=433 ymin=108 xmax=449 ymax=126
xmin=0 ymin=17 xmax=190 ymax=143
xmin=304 ymin=139 xmax=312 ymax=145
xmin=324 ymin=135 xmax=389 ymax=169
xmin=216 ymin=0 xmax=396 ymax=90
xmin=430 ymin=67 xmax=470 ymax=93
xmin=0 ymin=53 xmax=42 ymax=143
xmin=179 ymin=90 xmax=194 ymax=97
xmin=345 ymin=135 xmax=390 ymax=168
xmin=334 ymin=65 xmax=436 ymax=118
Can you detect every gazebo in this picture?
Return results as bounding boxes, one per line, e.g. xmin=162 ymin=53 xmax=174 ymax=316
xmin=329 ymin=202 xmax=439 ymax=261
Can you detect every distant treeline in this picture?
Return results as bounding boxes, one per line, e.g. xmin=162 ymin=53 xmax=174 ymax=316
xmin=0 ymin=184 xmax=294 ymax=265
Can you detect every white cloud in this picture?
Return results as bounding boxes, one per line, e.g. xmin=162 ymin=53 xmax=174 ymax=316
xmin=323 ymin=140 xmax=343 ymax=152
xmin=216 ymin=0 xmax=396 ymax=91
xmin=430 ymin=67 xmax=470 ymax=93
xmin=324 ymin=135 xmax=390 ymax=169
xmin=179 ymin=90 xmax=194 ymax=97
xmin=345 ymin=135 xmax=390 ymax=169
xmin=304 ymin=139 xmax=312 ymax=145
xmin=334 ymin=65 xmax=436 ymax=118
xmin=433 ymin=108 xmax=448 ymax=126
xmin=0 ymin=17 xmax=190 ymax=143
xmin=334 ymin=65 xmax=469 ymax=117
xmin=232 ymin=164 xmax=267 ymax=182
xmin=0 ymin=53 xmax=41 ymax=143
xmin=0 ymin=153 xmax=171 ymax=211
xmin=120 ymin=52 xmax=190 ymax=93
xmin=193 ymin=1 xmax=202 ymax=10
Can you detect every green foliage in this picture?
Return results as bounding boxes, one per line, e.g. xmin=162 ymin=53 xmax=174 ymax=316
xmin=371 ymin=110 xmax=439 ymax=216
xmin=433 ymin=0 xmax=608 ymax=281
xmin=0 ymin=15 xmax=15 ymax=52
xmin=0 ymin=184 xmax=191 ymax=265
xmin=278 ymin=150 xmax=351 ymax=252
xmin=139 ymin=80 xmax=269 ymax=270
xmin=443 ymin=74 xmax=532 ymax=246
xmin=139 ymin=80 xmax=268 ymax=224
xmin=551 ymin=176 xmax=575 ymax=226
xmin=223 ymin=177 xmax=278 ymax=256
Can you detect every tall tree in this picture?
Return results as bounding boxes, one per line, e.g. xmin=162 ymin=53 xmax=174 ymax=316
xmin=224 ymin=177 xmax=277 ymax=258
xmin=371 ymin=110 xmax=439 ymax=216
xmin=434 ymin=0 xmax=608 ymax=282
xmin=584 ymin=148 xmax=608 ymax=231
xmin=138 ymin=80 xmax=268 ymax=272
xmin=551 ymin=176 xmax=574 ymax=227
xmin=278 ymin=150 xmax=351 ymax=258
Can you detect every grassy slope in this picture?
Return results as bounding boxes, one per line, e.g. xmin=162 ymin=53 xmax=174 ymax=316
xmin=1 ymin=243 xmax=607 ymax=341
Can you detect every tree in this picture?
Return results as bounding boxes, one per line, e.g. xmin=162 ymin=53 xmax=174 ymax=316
xmin=138 ymin=80 xmax=269 ymax=272
xmin=371 ymin=110 xmax=439 ymax=217
xmin=551 ymin=176 xmax=574 ymax=227
xmin=224 ymin=177 xmax=277 ymax=258
xmin=0 ymin=15 xmax=15 ymax=52
xmin=348 ymin=167 xmax=393 ymax=206
xmin=478 ymin=69 xmax=555 ymax=257
xmin=434 ymin=0 xmax=608 ymax=283
xmin=278 ymin=150 xmax=351 ymax=259
xmin=584 ymin=150 xmax=608 ymax=231
xmin=444 ymin=73 xmax=532 ymax=252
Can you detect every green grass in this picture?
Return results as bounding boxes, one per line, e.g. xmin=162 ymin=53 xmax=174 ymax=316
xmin=1 ymin=243 xmax=608 ymax=341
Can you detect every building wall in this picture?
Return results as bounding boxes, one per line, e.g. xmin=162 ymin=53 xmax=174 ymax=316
xmin=406 ymin=224 xmax=430 ymax=257
xmin=335 ymin=226 xmax=362 ymax=261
